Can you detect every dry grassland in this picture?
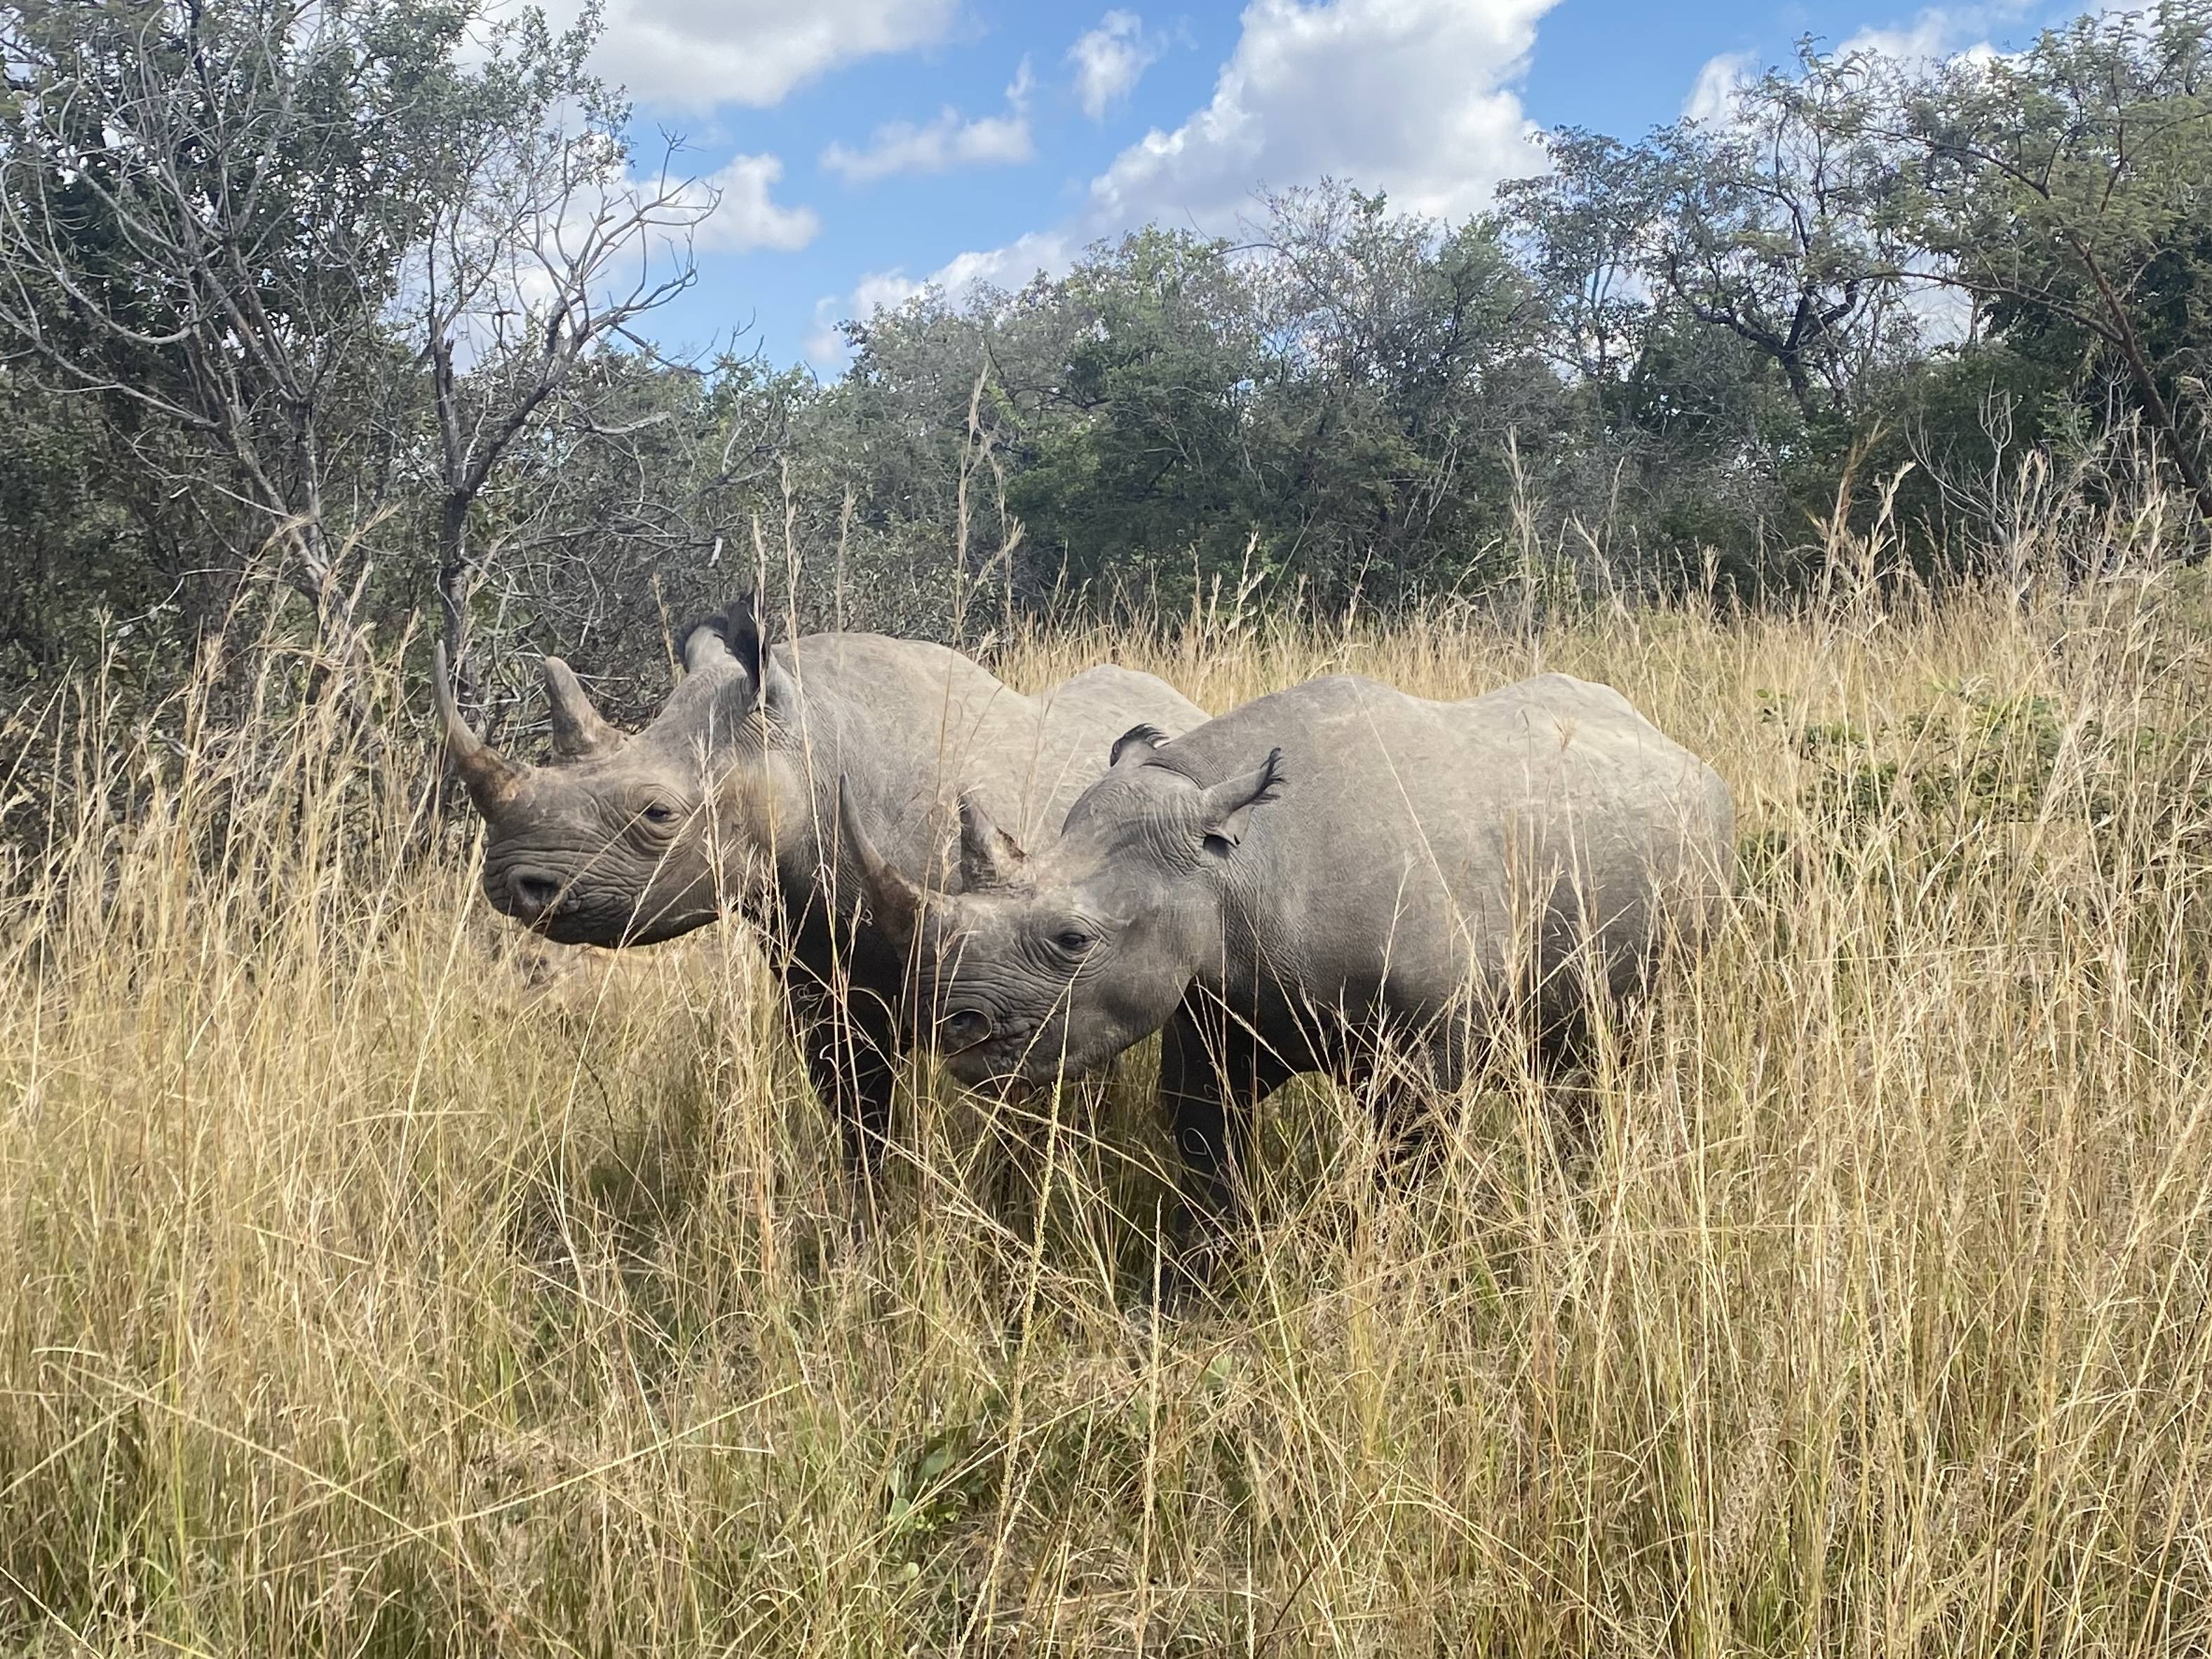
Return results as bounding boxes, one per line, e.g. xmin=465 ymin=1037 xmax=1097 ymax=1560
xmin=3 ymin=576 xmax=2211 ymax=1654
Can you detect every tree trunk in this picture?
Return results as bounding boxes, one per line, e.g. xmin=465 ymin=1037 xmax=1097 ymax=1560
xmin=2078 ymin=241 xmax=2212 ymax=559
xmin=437 ymin=490 xmax=474 ymax=703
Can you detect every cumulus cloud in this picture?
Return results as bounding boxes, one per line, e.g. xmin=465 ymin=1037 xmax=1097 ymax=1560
xmin=804 ymin=268 xmax=930 ymax=365
xmin=821 ymin=62 xmax=1036 ymax=184
xmin=693 ymin=153 xmax=820 ymax=252
xmin=1080 ymin=0 xmax=1556 ymax=234
xmin=1841 ymin=6 xmax=2011 ymax=65
xmin=852 ymin=269 xmax=930 ymax=316
xmin=813 ymin=0 xmax=1563 ymax=370
xmin=1685 ymin=8 xmax=2018 ymax=126
xmin=1683 ymin=50 xmax=1757 ymax=121
xmin=531 ymin=0 xmax=960 ymax=111
xmin=925 ymin=231 xmax=1075 ymax=302
xmin=1068 ymin=11 xmax=1161 ymax=120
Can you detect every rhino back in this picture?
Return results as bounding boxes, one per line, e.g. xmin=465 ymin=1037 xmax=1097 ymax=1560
xmin=777 ymin=633 xmax=1005 ymax=789
xmin=776 ymin=637 xmax=1204 ymax=891
xmin=993 ymin=665 xmax=1206 ymax=843
xmin=1160 ymin=672 xmax=1732 ymax=1021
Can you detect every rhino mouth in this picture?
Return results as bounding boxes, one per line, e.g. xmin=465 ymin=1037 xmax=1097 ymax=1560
xmin=939 ymin=1022 xmax=1039 ymax=1085
xmin=950 ymin=1023 xmax=1030 ymax=1060
xmin=531 ymin=907 xmax=706 ymax=949
xmin=483 ymin=876 xmax=714 ymax=950
xmin=941 ymin=1018 xmax=1125 ymax=1095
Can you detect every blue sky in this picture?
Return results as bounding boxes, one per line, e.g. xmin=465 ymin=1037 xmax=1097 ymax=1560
xmin=537 ymin=0 xmax=2059 ymax=374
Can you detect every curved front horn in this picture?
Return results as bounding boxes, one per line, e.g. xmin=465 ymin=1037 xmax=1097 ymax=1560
xmin=434 ymin=641 xmax=527 ymax=814
xmin=542 ymin=657 xmax=624 ymax=763
xmin=836 ymin=776 xmax=922 ymax=950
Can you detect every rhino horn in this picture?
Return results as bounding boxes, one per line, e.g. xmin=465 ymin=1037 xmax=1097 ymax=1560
xmin=541 ymin=656 xmax=625 ymax=764
xmin=838 ymin=776 xmax=921 ymax=949
xmin=433 ymin=640 xmax=527 ymax=813
xmin=957 ymin=793 xmax=1028 ymax=888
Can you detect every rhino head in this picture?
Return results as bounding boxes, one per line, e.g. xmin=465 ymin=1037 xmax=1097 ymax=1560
xmin=436 ymin=598 xmax=802 ymax=947
xmin=843 ymin=725 xmax=1287 ymax=1089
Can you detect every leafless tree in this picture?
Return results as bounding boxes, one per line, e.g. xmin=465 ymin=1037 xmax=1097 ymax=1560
xmin=412 ymin=113 xmax=717 ymax=692
xmin=0 ymin=0 xmax=467 ymax=678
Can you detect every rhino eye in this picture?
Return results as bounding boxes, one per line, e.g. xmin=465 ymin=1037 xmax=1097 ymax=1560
xmin=1052 ymin=927 xmax=1095 ymax=956
xmin=638 ymin=800 xmax=680 ymax=831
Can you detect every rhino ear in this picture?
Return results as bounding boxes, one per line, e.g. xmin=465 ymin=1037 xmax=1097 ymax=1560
xmin=684 ymin=592 xmax=795 ymax=728
xmin=1197 ymin=747 xmax=1286 ymax=853
xmin=1109 ymin=722 xmax=1169 ymax=768
xmin=957 ymin=793 xmax=1028 ymax=888
xmin=724 ymin=592 xmax=766 ymax=685
xmin=682 ymin=593 xmax=761 ymax=680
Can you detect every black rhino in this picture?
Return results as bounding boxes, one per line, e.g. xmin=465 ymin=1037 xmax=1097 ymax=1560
xmin=847 ymin=671 xmax=1735 ymax=1224
xmin=435 ymin=595 xmax=1204 ymax=1177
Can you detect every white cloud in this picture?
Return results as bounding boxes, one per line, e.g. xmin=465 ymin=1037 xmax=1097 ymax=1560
xmin=803 ymin=310 xmax=848 ymax=369
xmin=804 ymin=268 xmax=929 ymax=366
xmin=814 ymin=0 xmax=1563 ymax=372
xmin=854 ymin=269 xmax=928 ymax=311
xmin=1068 ymin=11 xmax=1161 ymax=120
xmin=806 ymin=231 xmax=1080 ymax=370
xmin=1841 ymin=6 xmax=2011 ymax=65
xmin=821 ymin=62 xmax=1036 ymax=184
xmin=531 ymin=0 xmax=961 ymax=111
xmin=1686 ymin=8 xmax=2020 ymax=126
xmin=850 ymin=269 xmax=930 ymax=321
xmin=1080 ymin=0 xmax=1557 ymax=235
xmin=925 ymin=231 xmax=1074 ymax=300
xmin=693 ymin=153 xmax=820 ymax=252
xmin=1683 ymin=50 xmax=1757 ymax=122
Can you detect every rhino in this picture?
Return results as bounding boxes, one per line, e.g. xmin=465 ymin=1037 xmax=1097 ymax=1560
xmin=434 ymin=595 xmax=1205 ymax=1176
xmin=846 ymin=671 xmax=1735 ymax=1224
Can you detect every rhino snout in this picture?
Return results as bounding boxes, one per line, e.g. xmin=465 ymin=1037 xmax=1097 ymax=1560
xmin=501 ymin=865 xmax=567 ymax=923
xmin=939 ymin=1008 xmax=993 ymax=1053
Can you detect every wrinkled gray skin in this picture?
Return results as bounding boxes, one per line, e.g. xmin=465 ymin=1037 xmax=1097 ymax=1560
xmin=435 ymin=597 xmax=1203 ymax=1176
xmin=848 ymin=672 xmax=1735 ymax=1223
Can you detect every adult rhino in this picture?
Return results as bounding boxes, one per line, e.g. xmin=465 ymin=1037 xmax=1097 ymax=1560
xmin=435 ymin=595 xmax=1204 ymax=1177
xmin=846 ymin=672 xmax=1734 ymax=1226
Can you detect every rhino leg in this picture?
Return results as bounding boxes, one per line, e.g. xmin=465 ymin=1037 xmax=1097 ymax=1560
xmin=780 ymin=970 xmax=900 ymax=1195
xmin=1156 ymin=1002 xmax=1291 ymax=1265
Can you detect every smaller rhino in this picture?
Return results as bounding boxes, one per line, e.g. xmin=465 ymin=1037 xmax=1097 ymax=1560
xmin=847 ymin=672 xmax=1735 ymax=1226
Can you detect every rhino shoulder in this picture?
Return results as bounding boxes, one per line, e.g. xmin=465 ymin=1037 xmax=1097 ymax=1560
xmin=789 ymin=630 xmax=1003 ymax=686
xmin=1048 ymin=664 xmax=1206 ymax=733
xmin=1471 ymin=672 xmax=1640 ymax=722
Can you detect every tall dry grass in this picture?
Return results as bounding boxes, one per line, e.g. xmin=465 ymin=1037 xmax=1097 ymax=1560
xmin=4 ymin=570 xmax=2212 ymax=1655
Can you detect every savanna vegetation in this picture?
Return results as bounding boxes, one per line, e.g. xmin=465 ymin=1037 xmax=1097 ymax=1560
xmin=7 ymin=0 xmax=2212 ymax=1652
xmin=8 ymin=0 xmax=2212 ymax=715
xmin=6 ymin=544 xmax=2212 ymax=1652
